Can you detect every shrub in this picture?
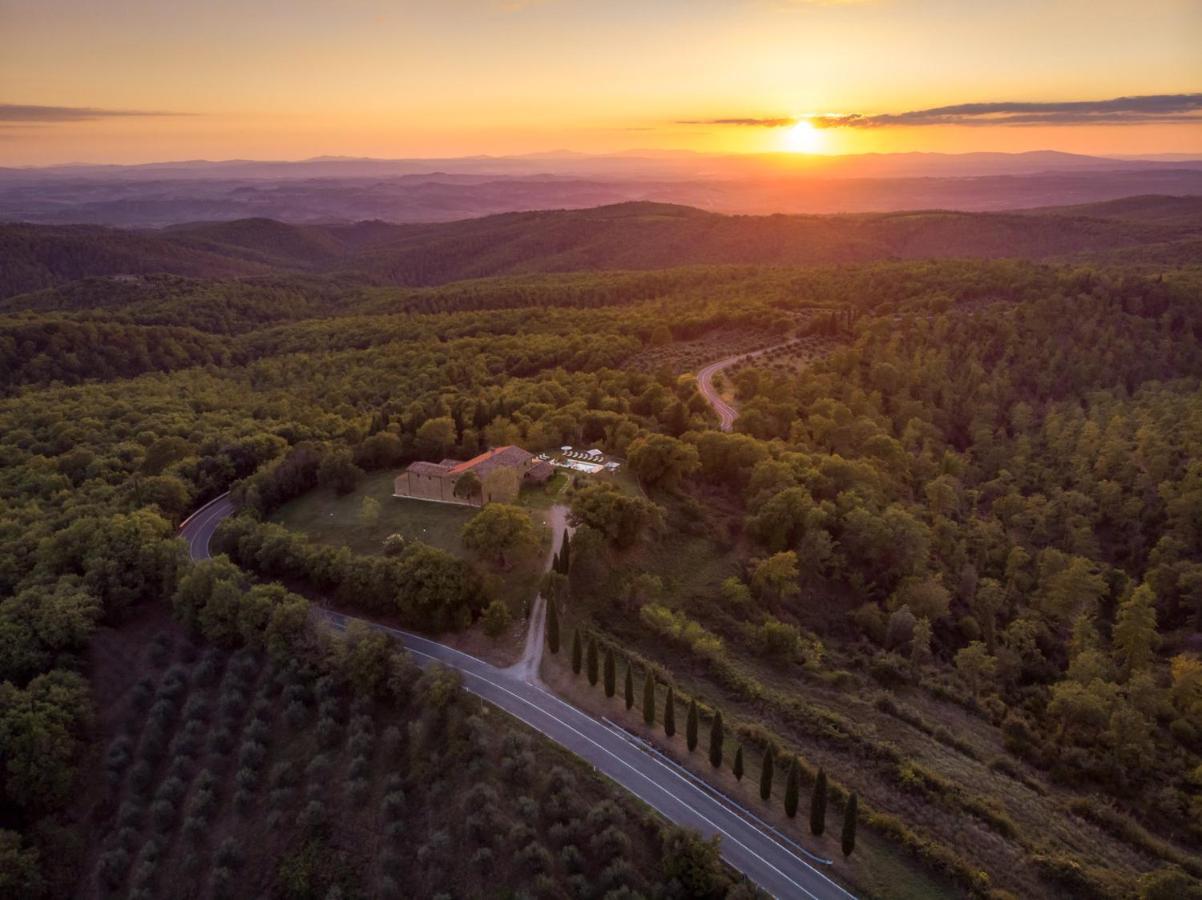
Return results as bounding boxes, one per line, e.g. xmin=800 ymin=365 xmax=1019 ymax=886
xmin=127 ymin=761 xmax=153 ymax=794
xmin=129 ymin=678 xmax=156 ymax=714
xmin=516 ymin=794 xmax=539 ymax=822
xmin=306 ymin=753 xmax=332 ymax=779
xmin=501 ymin=750 xmax=534 ymax=784
xmin=208 ymin=726 xmax=234 ymax=755
xmin=589 ymin=825 xmax=631 ymax=862
xmin=182 ymin=816 xmax=206 ymax=843
xmin=347 ymin=777 xmax=369 ymax=801
xmin=269 ymin=760 xmax=297 ymax=787
xmin=379 ymin=849 xmax=402 ymax=876
xmin=471 ymin=847 xmax=494 ymax=872
xmin=282 ymin=682 xmax=308 ymax=705
xmin=219 ymin=689 xmax=246 ymax=720
xmin=482 ymin=598 xmax=512 ymax=637
xmin=105 ymin=736 xmax=133 ymax=785
xmin=182 ymin=695 xmax=208 ymax=722
xmin=599 ymin=859 xmax=639 ymax=892
xmin=235 ymin=766 xmax=258 ymax=791
xmin=97 ymin=848 xmax=130 ymax=889
xmin=117 ymin=799 xmax=144 ymax=829
xmin=516 ymin=841 xmax=554 ymax=874
xmin=300 ymin=800 xmax=326 ymax=831
xmin=315 ymin=674 xmax=338 ymax=701
xmin=159 ymin=666 xmax=189 ymax=699
xmin=139 ymin=724 xmax=167 ymax=762
xmin=285 ymin=701 xmax=307 ymax=728
xmin=131 ymin=859 xmax=158 ymax=890
xmin=383 ymin=819 xmax=405 ymax=839
xmin=244 ymin=718 xmax=270 ymax=744
xmin=156 ymin=775 xmax=186 ymax=804
xmin=150 ymin=799 xmax=175 ymax=832
xmin=215 ymin=838 xmax=242 ymax=870
xmin=176 ymin=722 xmax=204 ymax=754
xmin=238 ymin=740 xmax=267 ymax=771
xmin=210 ymin=865 xmax=234 ymax=900
xmin=188 ymin=788 xmax=216 ymax=823
xmin=316 ymin=716 xmax=340 ymax=748
xmin=382 ymin=790 xmax=406 ymax=817
xmin=561 ymin=844 xmax=585 ymax=873
xmin=348 ymin=731 xmax=373 ymax=757
xmin=193 ymin=654 xmax=221 ymax=686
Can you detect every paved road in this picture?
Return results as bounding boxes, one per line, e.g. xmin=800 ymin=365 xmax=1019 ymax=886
xmin=179 ymin=494 xmax=854 ymax=900
xmin=696 ymin=344 xmax=788 ymax=431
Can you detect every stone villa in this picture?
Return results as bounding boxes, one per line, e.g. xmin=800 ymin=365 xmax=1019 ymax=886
xmin=393 ymin=445 xmax=553 ymax=507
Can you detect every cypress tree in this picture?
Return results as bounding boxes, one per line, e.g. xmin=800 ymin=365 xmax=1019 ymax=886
xmin=603 ymin=648 xmax=615 ymax=698
xmin=784 ymin=757 xmax=800 ymax=818
xmin=733 ymin=744 xmax=744 ymax=782
xmin=709 ymin=710 xmax=724 ymax=768
xmin=624 ymin=661 xmax=634 ymax=710
xmin=561 ymin=531 xmax=571 ymax=573
xmin=841 ymin=792 xmax=858 ymax=857
xmin=686 ymin=699 xmax=699 ymax=752
xmin=759 ymin=745 xmax=774 ymax=801
xmin=586 ymin=637 xmax=598 ymax=686
xmin=546 ymin=596 xmax=559 ymax=654
xmin=810 ymin=769 xmax=828 ymax=836
xmin=551 ymin=549 xmax=561 ymax=574
xmin=571 ymin=630 xmax=582 ymax=675
xmin=642 ymin=671 xmax=655 ymax=727
xmin=664 ymin=686 xmax=676 ymax=738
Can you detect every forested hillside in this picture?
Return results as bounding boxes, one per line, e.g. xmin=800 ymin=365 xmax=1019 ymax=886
xmin=4 ymin=196 xmax=1201 ymax=299
xmin=1 ymin=208 xmax=1200 ymax=899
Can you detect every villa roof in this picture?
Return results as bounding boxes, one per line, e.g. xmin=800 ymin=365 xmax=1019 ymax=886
xmin=449 ymin=445 xmax=533 ymax=478
xmin=407 ymin=461 xmax=453 ymax=476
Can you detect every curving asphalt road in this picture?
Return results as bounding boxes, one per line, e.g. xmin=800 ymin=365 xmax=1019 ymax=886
xmin=696 ymin=344 xmax=792 ymax=432
xmin=179 ymin=493 xmax=854 ymax=900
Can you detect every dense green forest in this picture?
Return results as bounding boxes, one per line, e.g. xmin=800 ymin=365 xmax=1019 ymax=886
xmin=1 ymin=206 xmax=1201 ymax=898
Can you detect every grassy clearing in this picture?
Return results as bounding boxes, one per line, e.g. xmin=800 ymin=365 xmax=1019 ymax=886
xmin=271 ymin=469 xmax=550 ymax=617
xmin=271 ymin=470 xmax=474 ymax=556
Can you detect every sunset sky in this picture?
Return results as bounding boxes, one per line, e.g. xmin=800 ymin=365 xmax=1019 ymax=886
xmin=1 ymin=0 xmax=1200 ymax=165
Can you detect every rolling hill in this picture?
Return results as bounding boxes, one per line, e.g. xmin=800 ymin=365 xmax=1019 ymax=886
xmin=3 ymin=196 xmax=1200 ymax=300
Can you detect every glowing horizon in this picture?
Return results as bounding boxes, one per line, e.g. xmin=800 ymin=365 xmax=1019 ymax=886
xmin=1 ymin=1 xmax=1199 ymax=166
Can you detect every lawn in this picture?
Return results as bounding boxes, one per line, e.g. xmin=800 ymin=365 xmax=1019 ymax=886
xmin=271 ymin=470 xmax=476 ymax=557
xmin=271 ymin=468 xmax=552 ymax=618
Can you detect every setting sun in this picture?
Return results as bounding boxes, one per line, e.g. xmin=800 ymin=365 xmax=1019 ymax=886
xmin=783 ymin=119 xmax=825 ymax=154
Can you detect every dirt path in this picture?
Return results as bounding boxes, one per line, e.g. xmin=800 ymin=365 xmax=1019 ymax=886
xmin=696 ymin=343 xmax=791 ymax=431
xmin=504 ymin=502 xmax=570 ymax=684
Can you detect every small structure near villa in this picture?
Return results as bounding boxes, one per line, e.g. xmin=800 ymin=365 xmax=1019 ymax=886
xmin=554 ymin=445 xmax=620 ymax=475
xmin=394 ymin=445 xmax=547 ymax=507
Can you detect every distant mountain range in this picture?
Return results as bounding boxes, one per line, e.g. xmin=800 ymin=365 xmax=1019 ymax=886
xmin=1 ymin=150 xmax=1200 ymax=227
xmin=3 ymin=195 xmax=1200 ymax=300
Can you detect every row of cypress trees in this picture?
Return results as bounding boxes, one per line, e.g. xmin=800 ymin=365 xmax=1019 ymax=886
xmin=562 ymin=626 xmax=857 ymax=857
